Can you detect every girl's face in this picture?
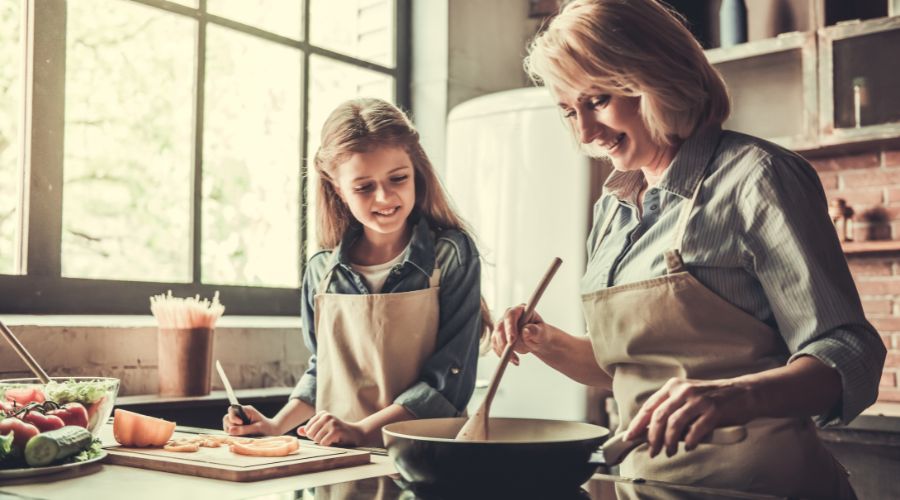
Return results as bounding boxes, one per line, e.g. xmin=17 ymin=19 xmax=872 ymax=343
xmin=554 ymin=84 xmax=670 ymax=172
xmin=333 ymin=146 xmax=416 ymax=242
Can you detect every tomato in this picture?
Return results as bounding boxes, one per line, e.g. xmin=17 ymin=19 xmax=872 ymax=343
xmin=4 ymin=387 xmax=45 ymax=406
xmin=0 ymin=417 xmax=40 ymax=455
xmin=20 ymin=410 xmax=65 ymax=432
xmin=48 ymin=402 xmax=90 ymax=429
xmin=85 ymin=396 xmax=106 ymax=429
xmin=113 ymin=409 xmax=176 ymax=447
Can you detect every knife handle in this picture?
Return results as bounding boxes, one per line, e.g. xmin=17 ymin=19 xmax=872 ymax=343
xmin=230 ymin=404 xmax=252 ymax=425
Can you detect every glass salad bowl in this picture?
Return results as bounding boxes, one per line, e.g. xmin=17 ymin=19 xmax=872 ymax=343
xmin=0 ymin=377 xmax=120 ymax=436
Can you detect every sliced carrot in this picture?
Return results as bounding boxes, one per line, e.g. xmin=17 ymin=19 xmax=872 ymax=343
xmin=229 ymin=436 xmax=299 ymax=457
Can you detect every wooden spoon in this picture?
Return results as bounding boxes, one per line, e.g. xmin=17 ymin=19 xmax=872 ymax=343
xmin=0 ymin=319 xmax=51 ymax=383
xmin=455 ymin=257 xmax=563 ymax=441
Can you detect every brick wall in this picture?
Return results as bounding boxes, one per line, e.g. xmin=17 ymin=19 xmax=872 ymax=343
xmin=811 ymin=147 xmax=900 ymax=403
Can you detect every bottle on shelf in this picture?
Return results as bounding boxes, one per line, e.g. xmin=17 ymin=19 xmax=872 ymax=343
xmin=719 ymin=0 xmax=748 ymax=48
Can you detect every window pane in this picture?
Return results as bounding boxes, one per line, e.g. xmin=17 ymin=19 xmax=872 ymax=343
xmin=62 ymin=0 xmax=195 ymax=282
xmin=207 ymin=0 xmax=303 ymax=40
xmin=0 ymin=1 xmax=22 ymax=276
xmin=310 ymin=0 xmax=395 ymax=67
xmin=305 ymin=55 xmax=393 ymax=256
xmin=202 ymin=25 xmax=301 ymax=288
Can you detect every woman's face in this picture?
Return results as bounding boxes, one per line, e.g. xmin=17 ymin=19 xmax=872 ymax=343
xmin=333 ymin=146 xmax=416 ymax=242
xmin=555 ymin=84 xmax=668 ymax=172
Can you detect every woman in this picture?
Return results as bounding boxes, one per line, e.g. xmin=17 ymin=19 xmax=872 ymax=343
xmin=492 ymin=0 xmax=885 ymax=497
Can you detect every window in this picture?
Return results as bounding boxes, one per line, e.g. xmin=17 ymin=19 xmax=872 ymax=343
xmin=0 ymin=0 xmax=410 ymax=315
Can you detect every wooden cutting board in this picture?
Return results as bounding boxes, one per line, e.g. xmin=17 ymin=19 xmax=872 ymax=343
xmin=104 ymin=431 xmax=371 ymax=482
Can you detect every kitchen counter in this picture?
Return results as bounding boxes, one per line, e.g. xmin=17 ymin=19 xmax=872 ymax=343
xmin=0 ymin=424 xmax=781 ymax=500
xmin=0 ymin=425 xmax=395 ymax=500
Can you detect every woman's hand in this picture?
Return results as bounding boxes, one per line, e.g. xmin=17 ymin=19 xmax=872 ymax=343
xmin=222 ymin=405 xmax=279 ymax=436
xmin=301 ymin=411 xmax=368 ymax=447
xmin=491 ymin=304 xmax=554 ymax=365
xmin=625 ymin=377 xmax=758 ymax=458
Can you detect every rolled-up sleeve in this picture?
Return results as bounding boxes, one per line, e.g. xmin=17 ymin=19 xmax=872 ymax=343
xmin=393 ymin=233 xmax=483 ymax=418
xmin=738 ymin=154 xmax=886 ymax=425
xmin=289 ymin=255 xmax=326 ymax=406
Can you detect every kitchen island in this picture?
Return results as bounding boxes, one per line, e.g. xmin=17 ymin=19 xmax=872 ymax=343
xmin=0 ymin=424 xmax=781 ymax=500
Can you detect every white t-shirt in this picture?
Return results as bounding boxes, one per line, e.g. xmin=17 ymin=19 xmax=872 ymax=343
xmin=350 ymin=250 xmax=406 ymax=293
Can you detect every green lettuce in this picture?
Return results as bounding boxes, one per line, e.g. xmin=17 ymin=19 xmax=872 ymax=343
xmin=45 ymin=379 xmax=114 ymax=405
xmin=68 ymin=439 xmax=103 ymax=463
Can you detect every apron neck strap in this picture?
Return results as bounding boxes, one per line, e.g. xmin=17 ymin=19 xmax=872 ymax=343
xmin=429 ymin=268 xmax=442 ymax=288
xmin=316 ymin=268 xmax=335 ymax=294
xmin=317 ymin=265 xmax=441 ymax=293
xmin=664 ymin=173 xmax=705 ymax=274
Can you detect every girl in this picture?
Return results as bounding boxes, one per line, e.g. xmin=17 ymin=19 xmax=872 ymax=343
xmin=223 ymin=98 xmax=490 ymax=447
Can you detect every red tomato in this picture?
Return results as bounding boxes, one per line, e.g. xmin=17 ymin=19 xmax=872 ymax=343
xmin=85 ymin=396 xmax=106 ymax=429
xmin=113 ymin=409 xmax=175 ymax=447
xmin=0 ymin=417 xmax=40 ymax=455
xmin=0 ymin=400 xmax=13 ymax=416
xmin=48 ymin=402 xmax=90 ymax=428
xmin=21 ymin=410 xmax=65 ymax=432
xmin=5 ymin=387 xmax=46 ymax=405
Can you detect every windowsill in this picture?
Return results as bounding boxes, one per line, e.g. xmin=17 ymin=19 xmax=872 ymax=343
xmin=1 ymin=315 xmax=301 ymax=329
xmin=117 ymin=387 xmax=295 ymax=407
xmin=862 ymin=401 xmax=900 ymax=419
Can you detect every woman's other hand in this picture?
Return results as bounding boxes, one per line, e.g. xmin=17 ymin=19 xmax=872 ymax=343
xmin=625 ymin=377 xmax=757 ymax=458
xmin=302 ymin=411 xmax=367 ymax=447
xmin=222 ymin=405 xmax=279 ymax=436
xmin=491 ymin=304 xmax=553 ymax=365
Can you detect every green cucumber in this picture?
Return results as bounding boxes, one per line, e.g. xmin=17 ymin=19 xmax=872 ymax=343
xmin=24 ymin=425 xmax=92 ymax=467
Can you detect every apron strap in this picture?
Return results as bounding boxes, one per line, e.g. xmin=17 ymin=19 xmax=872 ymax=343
xmin=318 ymin=264 xmax=440 ymax=293
xmin=664 ymin=177 xmax=704 ymax=274
xmin=429 ymin=267 xmax=442 ymax=288
xmin=316 ymin=268 xmax=335 ymax=295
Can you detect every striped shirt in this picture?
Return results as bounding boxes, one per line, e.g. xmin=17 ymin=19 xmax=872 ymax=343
xmin=582 ymin=127 xmax=886 ymax=426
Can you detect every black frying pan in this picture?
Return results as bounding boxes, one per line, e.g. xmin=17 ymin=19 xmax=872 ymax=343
xmin=382 ymin=417 xmax=610 ymax=496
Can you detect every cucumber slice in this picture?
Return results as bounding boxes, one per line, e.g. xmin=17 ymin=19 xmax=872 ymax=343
xmin=24 ymin=425 xmax=92 ymax=467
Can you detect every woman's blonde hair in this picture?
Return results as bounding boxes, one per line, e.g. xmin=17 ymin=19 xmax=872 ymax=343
xmin=524 ymin=0 xmax=730 ymax=145
xmin=313 ymin=97 xmax=492 ymax=344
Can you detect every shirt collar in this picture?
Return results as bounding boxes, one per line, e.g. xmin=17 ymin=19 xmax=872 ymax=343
xmin=602 ymin=126 xmax=723 ymax=201
xmin=324 ymin=214 xmax=436 ymax=276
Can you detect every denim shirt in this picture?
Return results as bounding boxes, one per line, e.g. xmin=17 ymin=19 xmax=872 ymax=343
xmin=583 ymin=128 xmax=886 ymax=426
xmin=290 ymin=216 xmax=483 ymax=419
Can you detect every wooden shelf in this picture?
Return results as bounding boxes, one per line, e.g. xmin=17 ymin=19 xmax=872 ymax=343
xmin=842 ymin=240 xmax=900 ymax=254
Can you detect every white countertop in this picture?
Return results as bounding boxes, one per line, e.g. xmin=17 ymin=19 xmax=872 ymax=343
xmin=0 ymin=425 xmax=396 ymax=500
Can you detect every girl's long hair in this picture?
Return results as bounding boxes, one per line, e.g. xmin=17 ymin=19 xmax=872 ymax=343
xmin=313 ymin=98 xmax=492 ymax=347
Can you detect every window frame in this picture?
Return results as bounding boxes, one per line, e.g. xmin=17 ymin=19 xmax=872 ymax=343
xmin=0 ymin=0 xmax=411 ymax=315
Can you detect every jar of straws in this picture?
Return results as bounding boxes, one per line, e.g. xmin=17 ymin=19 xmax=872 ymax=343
xmin=151 ymin=291 xmax=225 ymax=396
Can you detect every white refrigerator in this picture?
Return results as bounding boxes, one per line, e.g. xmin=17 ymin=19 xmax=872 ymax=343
xmin=444 ymin=87 xmax=608 ymax=422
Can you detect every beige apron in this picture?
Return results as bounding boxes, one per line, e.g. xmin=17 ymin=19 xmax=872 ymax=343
xmin=582 ymin=170 xmax=855 ymax=498
xmin=314 ymin=265 xmax=440 ymax=446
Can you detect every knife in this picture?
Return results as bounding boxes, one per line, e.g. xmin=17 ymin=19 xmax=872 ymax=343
xmin=215 ymin=360 xmax=252 ymax=425
xmin=600 ymin=425 xmax=747 ymax=466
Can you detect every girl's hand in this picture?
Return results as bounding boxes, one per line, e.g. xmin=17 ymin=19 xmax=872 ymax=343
xmin=222 ymin=405 xmax=278 ymax=436
xmin=625 ymin=377 xmax=757 ymax=458
xmin=491 ymin=304 xmax=552 ymax=365
xmin=302 ymin=411 xmax=367 ymax=447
